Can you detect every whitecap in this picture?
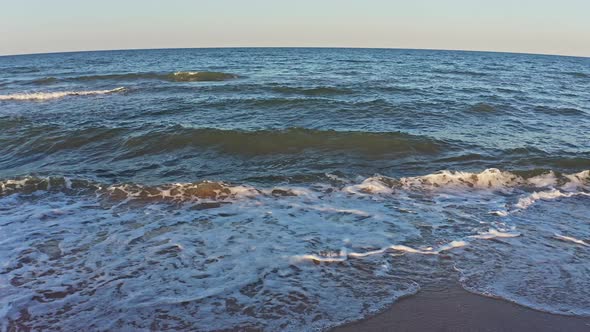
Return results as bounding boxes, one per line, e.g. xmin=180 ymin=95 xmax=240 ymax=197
xmin=515 ymin=190 xmax=590 ymax=210
xmin=554 ymin=234 xmax=589 ymax=247
xmin=0 ymin=87 xmax=125 ymax=101
xmin=470 ymin=228 xmax=521 ymax=239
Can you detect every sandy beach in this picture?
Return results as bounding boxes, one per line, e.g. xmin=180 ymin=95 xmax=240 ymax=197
xmin=333 ymin=283 xmax=590 ymax=332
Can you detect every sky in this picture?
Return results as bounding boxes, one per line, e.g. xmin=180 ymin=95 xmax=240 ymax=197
xmin=1 ymin=0 xmax=589 ymax=57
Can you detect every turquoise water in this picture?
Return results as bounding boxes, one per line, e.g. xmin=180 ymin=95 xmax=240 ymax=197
xmin=1 ymin=48 xmax=589 ymax=330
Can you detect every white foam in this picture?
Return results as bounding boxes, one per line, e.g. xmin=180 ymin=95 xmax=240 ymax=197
xmin=562 ymin=170 xmax=590 ymax=191
xmin=554 ymin=234 xmax=589 ymax=247
xmin=343 ymin=177 xmax=394 ymax=195
xmin=2 ymin=169 xmax=590 ymax=329
xmin=325 ymin=173 xmax=350 ymax=183
xmin=174 ymin=71 xmax=200 ymax=76
xmin=228 ymin=185 xmax=260 ymax=198
xmin=292 ymin=253 xmax=348 ymax=263
xmin=490 ymin=210 xmax=509 ymax=217
xmin=0 ymin=178 xmax=29 ymax=191
xmin=308 ymin=205 xmax=371 ymax=216
xmin=515 ymin=190 xmax=590 ymax=210
xmin=296 ymin=240 xmax=468 ymax=263
xmin=0 ymin=87 xmax=125 ymax=101
xmin=470 ymin=228 xmax=521 ymax=239
xmin=347 ymin=248 xmax=389 ymax=258
xmin=526 ymin=171 xmax=558 ymax=187
xmin=345 ymin=169 xmax=590 ymax=195
xmin=437 ymin=240 xmax=469 ymax=251
xmin=400 ymin=168 xmax=523 ymax=190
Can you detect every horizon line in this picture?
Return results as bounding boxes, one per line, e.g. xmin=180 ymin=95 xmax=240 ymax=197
xmin=1 ymin=46 xmax=589 ymax=60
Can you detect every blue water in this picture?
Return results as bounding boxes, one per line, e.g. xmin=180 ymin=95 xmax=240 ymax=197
xmin=1 ymin=48 xmax=589 ymax=331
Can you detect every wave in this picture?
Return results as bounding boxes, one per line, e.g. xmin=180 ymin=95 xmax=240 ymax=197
xmin=343 ymin=168 xmax=590 ymax=194
xmin=432 ymin=68 xmax=488 ymax=77
xmin=466 ymin=103 xmax=498 ymax=113
xmin=0 ymin=87 xmax=125 ymax=101
xmin=66 ymin=71 xmax=238 ymax=82
xmin=2 ymin=66 xmax=40 ymax=74
xmin=168 ymin=71 xmax=238 ymax=82
xmin=120 ymin=127 xmax=447 ymax=156
xmin=293 ymin=240 xmax=468 ymax=263
xmin=2 ymin=169 xmax=588 ymax=203
xmin=0 ymin=177 xmax=256 ymax=203
xmin=31 ymin=77 xmax=58 ymax=85
xmin=563 ymin=71 xmax=589 ymax=78
xmin=533 ymin=106 xmax=586 ymax=116
xmin=337 ymin=59 xmax=374 ymax=63
xmin=0 ymin=126 xmax=451 ymax=161
xmin=554 ymin=234 xmax=589 ymax=247
xmin=469 ymin=229 xmax=521 ymax=239
xmin=296 ymin=227 xmax=525 ymax=264
xmin=271 ymin=86 xmax=352 ymax=96
xmin=514 ymin=189 xmax=590 ymax=210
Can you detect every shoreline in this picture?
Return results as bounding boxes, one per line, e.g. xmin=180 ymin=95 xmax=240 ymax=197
xmin=332 ymin=283 xmax=590 ymax=332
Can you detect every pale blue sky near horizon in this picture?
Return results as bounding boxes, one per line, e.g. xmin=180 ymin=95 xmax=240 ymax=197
xmin=1 ymin=0 xmax=589 ymax=57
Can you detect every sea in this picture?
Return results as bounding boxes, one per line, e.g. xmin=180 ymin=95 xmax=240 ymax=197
xmin=0 ymin=48 xmax=589 ymax=331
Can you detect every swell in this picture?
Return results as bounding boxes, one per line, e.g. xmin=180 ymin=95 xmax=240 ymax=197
xmin=466 ymin=103 xmax=499 ymax=113
xmin=3 ymin=123 xmax=590 ymax=170
xmin=533 ymin=106 xmax=586 ymax=116
xmin=563 ymin=71 xmax=589 ymax=78
xmin=120 ymin=127 xmax=448 ymax=156
xmin=30 ymin=77 xmax=58 ymax=85
xmin=0 ymin=127 xmax=448 ymax=171
xmin=2 ymin=66 xmax=41 ymax=74
xmin=432 ymin=68 xmax=488 ymax=77
xmin=270 ymin=86 xmax=353 ymax=96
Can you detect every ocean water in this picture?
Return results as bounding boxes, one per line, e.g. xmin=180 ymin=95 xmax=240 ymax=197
xmin=0 ymin=48 xmax=589 ymax=331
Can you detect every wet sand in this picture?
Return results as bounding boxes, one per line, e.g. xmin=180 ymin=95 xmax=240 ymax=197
xmin=332 ymin=283 xmax=590 ymax=332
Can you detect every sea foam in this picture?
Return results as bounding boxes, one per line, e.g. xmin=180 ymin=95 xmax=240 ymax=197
xmin=1 ymin=168 xmax=589 ymax=329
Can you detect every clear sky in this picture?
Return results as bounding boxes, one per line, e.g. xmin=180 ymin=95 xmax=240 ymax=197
xmin=1 ymin=0 xmax=589 ymax=57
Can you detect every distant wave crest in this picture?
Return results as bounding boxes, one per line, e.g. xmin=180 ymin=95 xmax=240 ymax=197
xmin=0 ymin=87 xmax=125 ymax=101
xmin=62 ymin=71 xmax=239 ymax=83
xmin=168 ymin=71 xmax=238 ymax=82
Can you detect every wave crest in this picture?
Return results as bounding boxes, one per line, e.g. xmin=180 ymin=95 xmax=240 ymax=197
xmin=2 ymin=169 xmax=588 ymax=206
xmin=344 ymin=168 xmax=590 ymax=194
xmin=63 ymin=71 xmax=238 ymax=83
xmin=0 ymin=87 xmax=125 ymax=101
xmin=168 ymin=71 xmax=238 ymax=82
xmin=0 ymin=177 xmax=257 ymax=203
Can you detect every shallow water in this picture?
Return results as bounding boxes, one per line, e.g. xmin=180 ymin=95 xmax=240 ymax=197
xmin=0 ymin=48 xmax=589 ymax=331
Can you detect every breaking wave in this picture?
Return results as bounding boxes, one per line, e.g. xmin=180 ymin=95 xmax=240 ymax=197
xmin=2 ymin=169 xmax=588 ymax=206
xmin=0 ymin=177 xmax=255 ymax=204
xmin=344 ymin=169 xmax=590 ymax=194
xmin=0 ymin=87 xmax=125 ymax=101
